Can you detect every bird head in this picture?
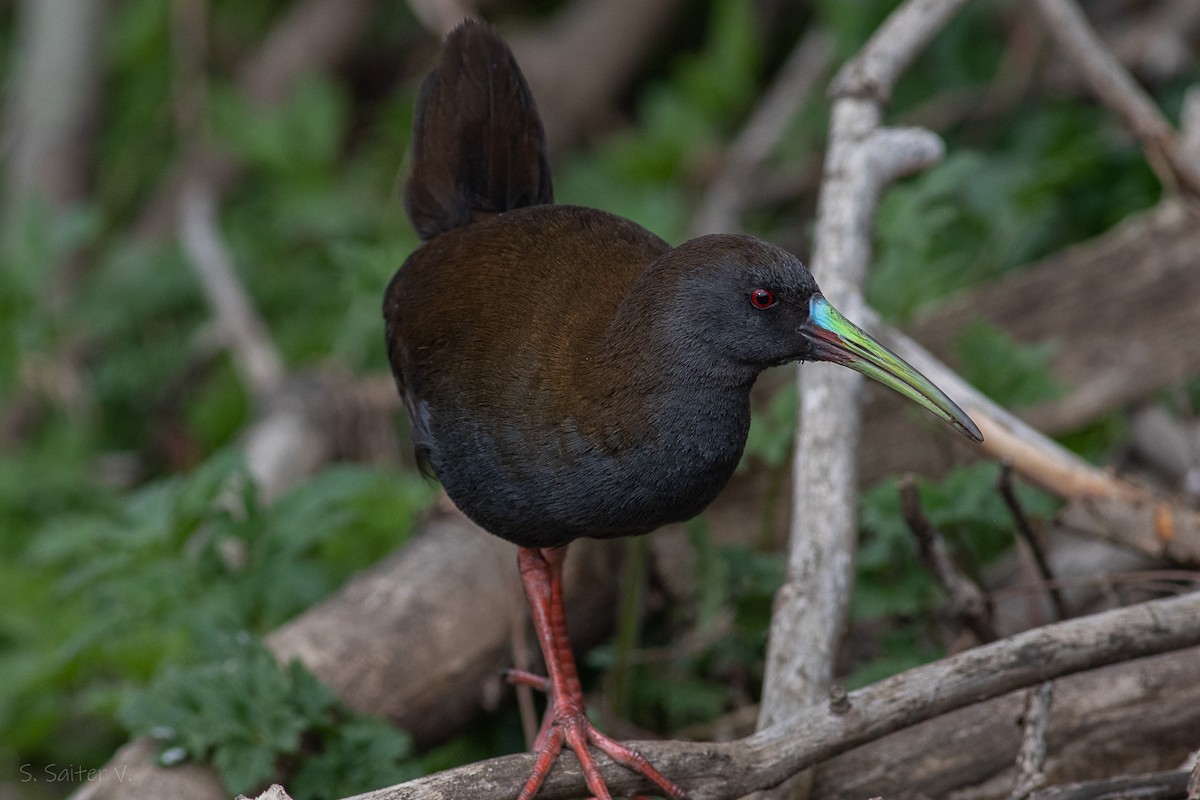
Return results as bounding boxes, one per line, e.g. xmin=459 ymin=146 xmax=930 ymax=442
xmin=663 ymin=234 xmax=983 ymax=442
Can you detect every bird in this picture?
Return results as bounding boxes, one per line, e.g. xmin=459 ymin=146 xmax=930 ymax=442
xmin=384 ymin=19 xmax=982 ymax=800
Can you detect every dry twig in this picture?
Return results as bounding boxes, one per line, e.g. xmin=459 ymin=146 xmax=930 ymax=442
xmin=690 ymin=29 xmax=834 ymax=237
xmin=899 ymin=475 xmax=997 ymax=643
xmin=998 ymin=461 xmax=1069 ymax=622
xmin=1032 ymin=0 xmax=1200 ymax=196
xmin=178 ymin=183 xmax=285 ymax=399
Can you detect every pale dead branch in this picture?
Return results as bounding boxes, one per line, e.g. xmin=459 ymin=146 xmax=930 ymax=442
xmin=2 ymin=0 xmax=104 ymax=212
xmin=690 ymin=29 xmax=835 ymax=237
xmin=178 ymin=183 xmax=286 ymax=399
xmin=758 ymin=8 xmax=966 ymax=800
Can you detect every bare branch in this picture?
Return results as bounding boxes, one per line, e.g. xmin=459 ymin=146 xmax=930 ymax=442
xmin=812 ymin=646 xmax=1200 ymax=799
xmin=1028 ymin=769 xmax=1192 ymax=800
xmin=1032 ymin=0 xmax=1200 ymax=196
xmin=998 ymin=462 xmax=1069 ymax=622
xmin=830 ymin=0 xmax=971 ymax=102
xmin=3 ymin=0 xmax=104 ymax=211
xmin=760 ymin=2 xmax=963 ymax=786
xmin=900 ymin=476 xmax=997 ymax=643
xmin=691 ymin=29 xmax=834 ymax=237
xmin=178 ymin=182 xmax=286 ymax=398
xmin=351 ymin=592 xmax=1200 ymax=800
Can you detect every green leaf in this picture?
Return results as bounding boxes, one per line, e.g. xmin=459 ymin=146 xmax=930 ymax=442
xmin=955 ymin=321 xmax=1062 ymax=408
xmin=213 ymin=743 xmax=279 ymax=795
xmin=210 ymin=74 xmax=349 ymax=176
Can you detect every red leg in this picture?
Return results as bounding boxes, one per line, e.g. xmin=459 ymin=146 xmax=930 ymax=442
xmin=514 ymin=546 xmax=688 ymax=800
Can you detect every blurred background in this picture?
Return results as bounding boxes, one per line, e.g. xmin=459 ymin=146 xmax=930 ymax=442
xmin=2 ymin=0 xmax=1199 ymax=798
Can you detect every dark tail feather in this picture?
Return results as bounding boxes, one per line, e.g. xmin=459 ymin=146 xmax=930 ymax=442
xmin=403 ymin=20 xmax=553 ymax=241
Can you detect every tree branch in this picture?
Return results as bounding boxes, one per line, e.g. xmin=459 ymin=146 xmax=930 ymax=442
xmin=860 ymin=307 xmax=1200 ymax=566
xmin=2 ymin=0 xmax=104 ymax=212
xmin=811 ymin=644 xmax=1200 ymax=799
xmin=348 ymin=592 xmax=1200 ymax=800
xmin=1028 ymin=769 xmax=1192 ymax=800
xmin=758 ymin=5 xmax=964 ymax=796
xmin=690 ymin=28 xmax=834 ymax=237
xmin=1032 ymin=0 xmax=1200 ymax=196
xmin=1008 ymin=681 xmax=1054 ymax=800
xmin=178 ymin=181 xmax=285 ymax=399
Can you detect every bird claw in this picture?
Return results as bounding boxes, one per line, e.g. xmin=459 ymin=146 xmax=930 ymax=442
xmin=515 ymin=705 xmax=689 ymax=800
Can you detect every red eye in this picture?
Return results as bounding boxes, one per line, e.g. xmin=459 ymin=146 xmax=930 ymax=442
xmin=750 ymin=288 xmax=776 ymax=309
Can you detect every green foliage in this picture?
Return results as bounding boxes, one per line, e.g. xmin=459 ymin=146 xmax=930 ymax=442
xmin=0 ymin=447 xmax=431 ymax=775
xmin=120 ymin=634 xmax=420 ymax=798
xmin=212 ymin=74 xmax=349 ymax=177
xmin=956 ymin=321 xmax=1061 ymax=408
xmin=0 ymin=199 xmax=102 ymax=386
xmin=852 ymin=463 xmax=1061 ymax=682
xmin=742 ymin=375 xmax=798 ymax=469
xmin=557 ymin=0 xmax=762 ymax=243
xmin=592 ymin=520 xmax=785 ymax=731
xmin=870 ymin=106 xmax=1158 ymax=322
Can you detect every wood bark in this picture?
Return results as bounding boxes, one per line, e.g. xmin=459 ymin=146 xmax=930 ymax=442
xmin=341 ymin=592 xmax=1200 ymax=800
xmin=758 ymin=6 xmax=967 ymax=800
xmin=268 ymin=515 xmax=623 ymax=745
xmin=808 ymin=645 xmax=1200 ymax=800
xmin=3 ymin=0 xmax=104 ymax=212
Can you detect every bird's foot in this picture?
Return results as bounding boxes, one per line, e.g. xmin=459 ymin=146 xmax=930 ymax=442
xmin=511 ymin=547 xmax=688 ymax=800
xmin=515 ymin=698 xmax=689 ymax=800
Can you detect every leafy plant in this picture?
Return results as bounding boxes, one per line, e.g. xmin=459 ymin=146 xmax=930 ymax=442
xmin=592 ymin=520 xmax=785 ymax=732
xmin=956 ymin=321 xmax=1061 ymax=408
xmin=850 ymin=462 xmax=1061 ymax=684
xmin=0 ymin=448 xmax=431 ymax=775
xmin=120 ymin=634 xmax=420 ymax=798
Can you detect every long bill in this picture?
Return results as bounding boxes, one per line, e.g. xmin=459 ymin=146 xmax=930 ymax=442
xmin=800 ymin=294 xmax=984 ymax=443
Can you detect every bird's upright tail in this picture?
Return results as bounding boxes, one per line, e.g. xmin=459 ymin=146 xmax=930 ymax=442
xmin=403 ymin=20 xmax=553 ymax=241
